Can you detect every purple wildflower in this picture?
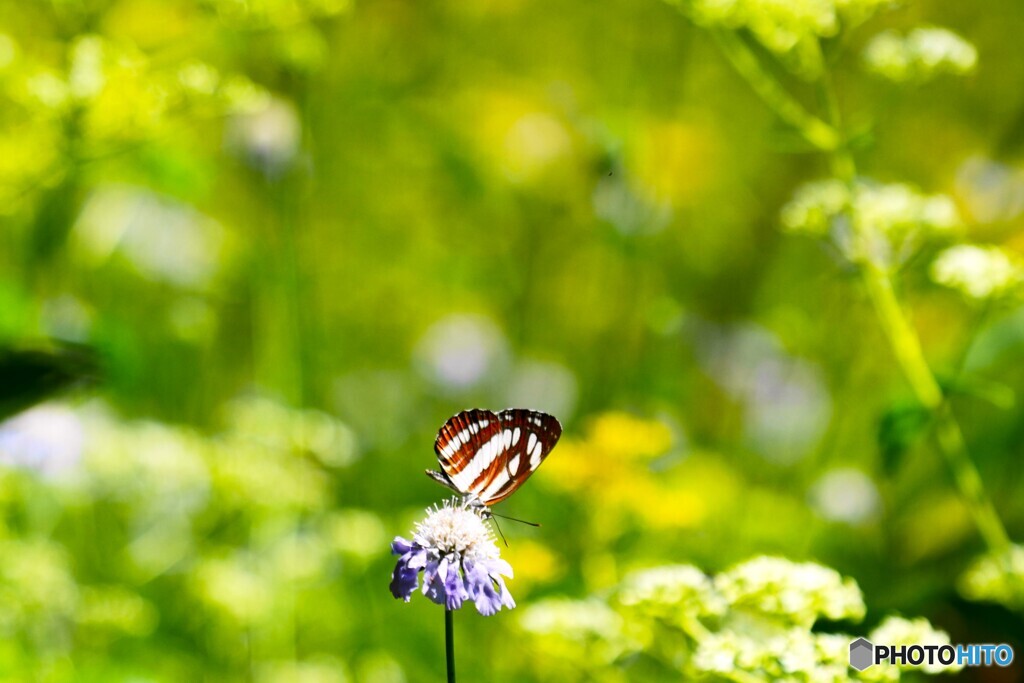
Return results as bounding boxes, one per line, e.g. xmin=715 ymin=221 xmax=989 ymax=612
xmin=390 ymin=499 xmax=515 ymax=616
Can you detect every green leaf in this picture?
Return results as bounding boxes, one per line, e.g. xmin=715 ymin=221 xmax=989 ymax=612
xmin=0 ymin=343 xmax=99 ymax=422
xmin=877 ymin=400 xmax=932 ymax=475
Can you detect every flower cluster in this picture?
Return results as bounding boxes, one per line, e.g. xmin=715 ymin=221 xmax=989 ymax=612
xmin=715 ymin=556 xmax=866 ymax=627
xmin=781 ymin=178 xmax=960 ymax=264
xmin=864 ymin=27 xmax=978 ymax=83
xmin=693 ymin=628 xmax=855 ymax=681
xmin=930 ymin=244 xmax=1024 ymax=301
xmin=959 ymin=544 xmax=1024 ymax=611
xmin=619 ymin=564 xmax=725 ymax=622
xmin=664 ymin=0 xmax=894 ymax=77
xmin=390 ymin=499 xmax=515 ymax=616
xmin=517 ymin=556 xmax=952 ymax=681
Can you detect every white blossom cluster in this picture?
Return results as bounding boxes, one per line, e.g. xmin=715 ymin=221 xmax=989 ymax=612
xmin=518 ymin=556 xmax=954 ymax=681
xmin=864 ymin=27 xmax=978 ymax=83
xmin=694 ymin=628 xmax=856 ymax=682
xmin=715 ymin=556 xmax=865 ymax=627
xmin=930 ymin=244 xmax=1024 ymax=301
xmin=664 ymin=0 xmax=894 ymax=77
xmin=619 ymin=564 xmax=725 ymax=620
xmin=781 ymin=178 xmax=960 ymax=265
xmin=959 ymin=544 xmax=1024 ymax=611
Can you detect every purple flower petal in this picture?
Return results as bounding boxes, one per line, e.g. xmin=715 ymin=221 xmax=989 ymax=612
xmin=406 ymin=548 xmax=428 ymax=570
xmin=493 ymin=574 xmax=516 ymax=610
xmin=443 ymin=559 xmax=468 ymax=610
xmin=423 ymin=558 xmax=446 ymax=605
xmin=391 ymin=537 xmax=415 ymax=556
xmin=473 ymin=583 xmax=503 ymax=615
xmin=490 ymin=558 xmax=513 ymax=579
xmin=389 ymin=556 xmax=420 ymax=601
xmin=464 ymin=560 xmax=504 ymax=616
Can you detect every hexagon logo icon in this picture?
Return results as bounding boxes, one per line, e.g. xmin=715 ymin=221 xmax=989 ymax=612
xmin=849 ymin=637 xmax=874 ymax=671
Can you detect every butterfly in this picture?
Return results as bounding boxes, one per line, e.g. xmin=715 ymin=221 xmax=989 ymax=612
xmin=426 ymin=408 xmax=562 ymax=515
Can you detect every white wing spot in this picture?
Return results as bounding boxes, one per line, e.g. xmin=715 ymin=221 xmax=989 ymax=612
xmin=527 ymin=433 xmax=537 ymax=453
xmin=529 ymin=441 xmax=543 ymax=468
xmin=508 ymin=455 xmax=520 ymax=473
xmin=512 ymin=427 xmax=521 ymax=446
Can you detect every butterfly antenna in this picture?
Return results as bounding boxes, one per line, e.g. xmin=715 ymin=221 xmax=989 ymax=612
xmin=490 ymin=511 xmax=541 ymax=527
xmin=491 ymin=516 xmax=509 ymax=547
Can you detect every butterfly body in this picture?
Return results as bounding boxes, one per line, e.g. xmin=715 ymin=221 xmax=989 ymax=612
xmin=427 ymin=408 xmax=562 ymax=514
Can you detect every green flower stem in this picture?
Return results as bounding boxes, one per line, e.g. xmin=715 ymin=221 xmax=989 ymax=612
xmin=861 ymin=262 xmax=1010 ymax=552
xmin=819 ymin=66 xmax=1011 ymax=552
xmin=711 ymin=28 xmax=1010 ymax=553
xmin=446 ymin=608 xmax=456 ymax=683
xmin=710 ymin=29 xmax=840 ymax=151
xmin=818 ymin=73 xmax=1010 ymax=554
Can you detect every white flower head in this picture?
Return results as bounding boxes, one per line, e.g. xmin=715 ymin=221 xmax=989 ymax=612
xmin=412 ymin=499 xmax=500 ymax=564
xmin=671 ymin=0 xmax=894 ymax=78
xmin=781 ymin=178 xmax=961 ymax=266
xmin=619 ymin=564 xmax=725 ymax=616
xmin=959 ymin=544 xmax=1024 ymax=611
xmin=931 ymin=244 xmax=1024 ymax=300
xmin=865 ymin=27 xmax=978 ymax=83
xmin=780 ymin=178 xmax=850 ymax=237
xmin=716 ymin=556 xmax=865 ymax=626
xmin=694 ymin=627 xmax=859 ymax=680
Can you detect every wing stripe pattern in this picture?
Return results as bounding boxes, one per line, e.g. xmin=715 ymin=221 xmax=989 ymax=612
xmin=451 ymin=431 xmax=504 ymax=493
xmin=431 ymin=408 xmax=562 ymax=506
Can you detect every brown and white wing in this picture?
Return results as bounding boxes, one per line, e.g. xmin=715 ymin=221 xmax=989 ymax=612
xmin=431 ymin=408 xmax=561 ymax=505
xmin=432 ymin=409 xmax=504 ymax=496
xmin=474 ymin=409 xmax=562 ymax=506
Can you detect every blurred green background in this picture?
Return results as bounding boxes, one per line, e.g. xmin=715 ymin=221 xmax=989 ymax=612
xmin=1 ymin=0 xmax=1024 ymax=680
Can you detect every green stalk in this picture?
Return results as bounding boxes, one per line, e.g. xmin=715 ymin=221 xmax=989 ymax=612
xmin=711 ymin=29 xmax=1010 ymax=553
xmin=860 ymin=263 xmax=1010 ymax=552
xmin=445 ymin=608 xmax=456 ymax=683
xmin=817 ymin=76 xmax=1010 ymax=554
xmin=710 ymin=29 xmax=840 ymax=151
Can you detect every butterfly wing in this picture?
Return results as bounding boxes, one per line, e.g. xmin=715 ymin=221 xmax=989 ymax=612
xmin=478 ymin=409 xmax=562 ymax=505
xmin=431 ymin=408 xmax=562 ymax=506
xmin=433 ymin=408 xmax=504 ymax=496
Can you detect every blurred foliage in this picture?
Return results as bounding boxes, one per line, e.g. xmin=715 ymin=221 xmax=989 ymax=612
xmin=2 ymin=0 xmax=1024 ymax=680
